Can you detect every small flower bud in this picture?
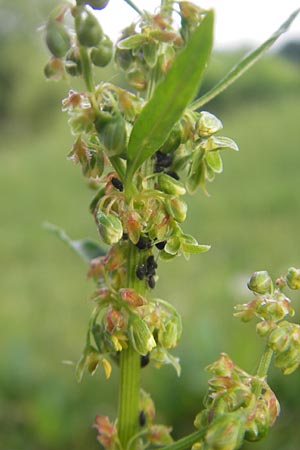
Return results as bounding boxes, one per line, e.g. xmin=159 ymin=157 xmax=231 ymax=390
xmin=91 ymin=37 xmax=113 ymax=67
xmin=46 ymin=19 xmax=71 ymax=58
xmin=119 ymin=288 xmax=146 ymax=306
xmin=96 ymin=210 xmax=123 ymax=244
xmin=205 ymin=415 xmax=244 ymax=450
xmin=75 ymin=8 xmax=103 ymax=47
xmin=129 ymin=314 xmax=156 ymax=355
xmin=197 ymin=111 xmax=223 ymax=137
xmin=147 ymin=425 xmax=173 ymax=446
xmin=286 ymin=267 xmax=300 ymax=290
xmin=157 ymin=173 xmax=186 ymax=196
xmin=247 ymin=271 xmax=273 ymax=295
xmin=44 ymin=57 xmax=65 ymax=80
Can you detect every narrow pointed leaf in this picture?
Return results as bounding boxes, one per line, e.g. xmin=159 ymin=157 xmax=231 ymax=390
xmin=190 ymin=8 xmax=300 ymax=111
xmin=44 ymin=222 xmax=105 ymax=262
xmin=125 ymin=11 xmax=214 ymax=185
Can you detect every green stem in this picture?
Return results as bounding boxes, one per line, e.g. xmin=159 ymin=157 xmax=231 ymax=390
xmin=123 ymin=0 xmax=143 ymax=15
xmin=118 ymin=243 xmax=144 ymax=449
xmin=253 ymin=346 xmax=273 ymax=396
xmin=162 ymin=427 xmax=208 ymax=450
xmin=79 ymin=45 xmax=94 ymax=93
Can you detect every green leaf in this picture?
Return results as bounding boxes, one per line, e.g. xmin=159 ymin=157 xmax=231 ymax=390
xmin=190 ymin=8 xmax=300 ymax=111
xmin=205 ymin=150 xmax=223 ymax=173
xmin=125 ymin=11 xmax=214 ymax=185
xmin=44 ymin=222 xmax=106 ymax=262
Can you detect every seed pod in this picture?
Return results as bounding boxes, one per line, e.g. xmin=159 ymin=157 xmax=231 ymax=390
xmin=75 ymin=8 xmax=103 ymax=47
xmin=157 ymin=173 xmax=186 ymax=196
xmin=91 ymin=37 xmax=113 ymax=67
xmin=96 ymin=114 xmax=127 ymax=157
xmin=87 ymin=0 xmax=110 ymax=9
xmin=158 ymin=317 xmax=181 ymax=349
xmin=168 ymin=198 xmax=187 ymax=223
xmin=286 ymin=267 xmax=300 ymax=290
xmin=129 ymin=314 xmax=156 ymax=355
xmin=96 ymin=210 xmax=123 ymax=244
xmin=247 ymin=271 xmax=273 ymax=295
xmin=46 ymin=19 xmax=71 ymax=58
xmin=159 ymin=123 xmax=182 ymax=154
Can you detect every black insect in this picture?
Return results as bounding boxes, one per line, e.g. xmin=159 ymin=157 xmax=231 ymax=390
xmin=165 ymin=170 xmax=179 ymax=180
xmin=136 ymin=236 xmax=152 ymax=250
xmin=139 ymin=410 xmax=146 ymax=427
xmin=146 ymin=255 xmax=158 ymax=276
xmin=122 ymin=232 xmax=128 ymax=240
xmin=154 ymin=150 xmax=173 ymax=172
xmin=111 ymin=177 xmax=123 ymax=191
xmin=148 ymin=275 xmax=156 ymax=289
xmin=140 ymin=353 xmax=150 ymax=368
xmin=155 ymin=240 xmax=167 ymax=250
xmin=136 ymin=264 xmax=146 ymax=280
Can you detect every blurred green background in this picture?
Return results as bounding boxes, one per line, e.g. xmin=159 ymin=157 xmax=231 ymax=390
xmin=1 ymin=1 xmax=300 ymax=449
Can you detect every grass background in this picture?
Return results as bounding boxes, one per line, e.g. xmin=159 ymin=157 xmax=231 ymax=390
xmin=1 ymin=1 xmax=300 ymax=449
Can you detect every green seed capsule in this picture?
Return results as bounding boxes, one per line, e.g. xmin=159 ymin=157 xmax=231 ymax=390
xmin=286 ymin=267 xmax=300 ymax=290
xmin=129 ymin=314 xmax=156 ymax=355
xmin=159 ymin=123 xmax=182 ymax=154
xmin=91 ymin=38 xmax=113 ymax=67
xmin=87 ymin=0 xmax=110 ymax=9
xmin=158 ymin=173 xmax=186 ymax=196
xmin=46 ymin=19 xmax=71 ymax=58
xmin=96 ymin=114 xmax=127 ymax=157
xmin=247 ymin=271 xmax=273 ymax=295
xmin=96 ymin=210 xmax=123 ymax=244
xmin=75 ymin=9 xmax=103 ymax=47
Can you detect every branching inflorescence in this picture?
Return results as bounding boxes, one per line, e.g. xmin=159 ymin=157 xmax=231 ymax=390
xmin=42 ymin=1 xmax=300 ymax=449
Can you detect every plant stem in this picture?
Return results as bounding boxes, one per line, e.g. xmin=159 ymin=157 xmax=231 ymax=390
xmin=253 ymin=346 xmax=273 ymax=396
xmin=162 ymin=427 xmax=208 ymax=450
xmin=118 ymin=243 xmax=143 ymax=448
xmin=79 ymin=45 xmax=94 ymax=93
xmin=123 ymin=0 xmax=143 ymax=16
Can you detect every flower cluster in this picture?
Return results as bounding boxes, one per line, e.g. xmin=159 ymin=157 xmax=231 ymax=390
xmin=235 ymin=268 xmax=300 ymax=374
xmin=193 ymin=353 xmax=280 ymax=450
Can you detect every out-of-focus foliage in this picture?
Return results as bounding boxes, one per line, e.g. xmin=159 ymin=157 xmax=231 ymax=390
xmin=1 ymin=1 xmax=300 ymax=449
